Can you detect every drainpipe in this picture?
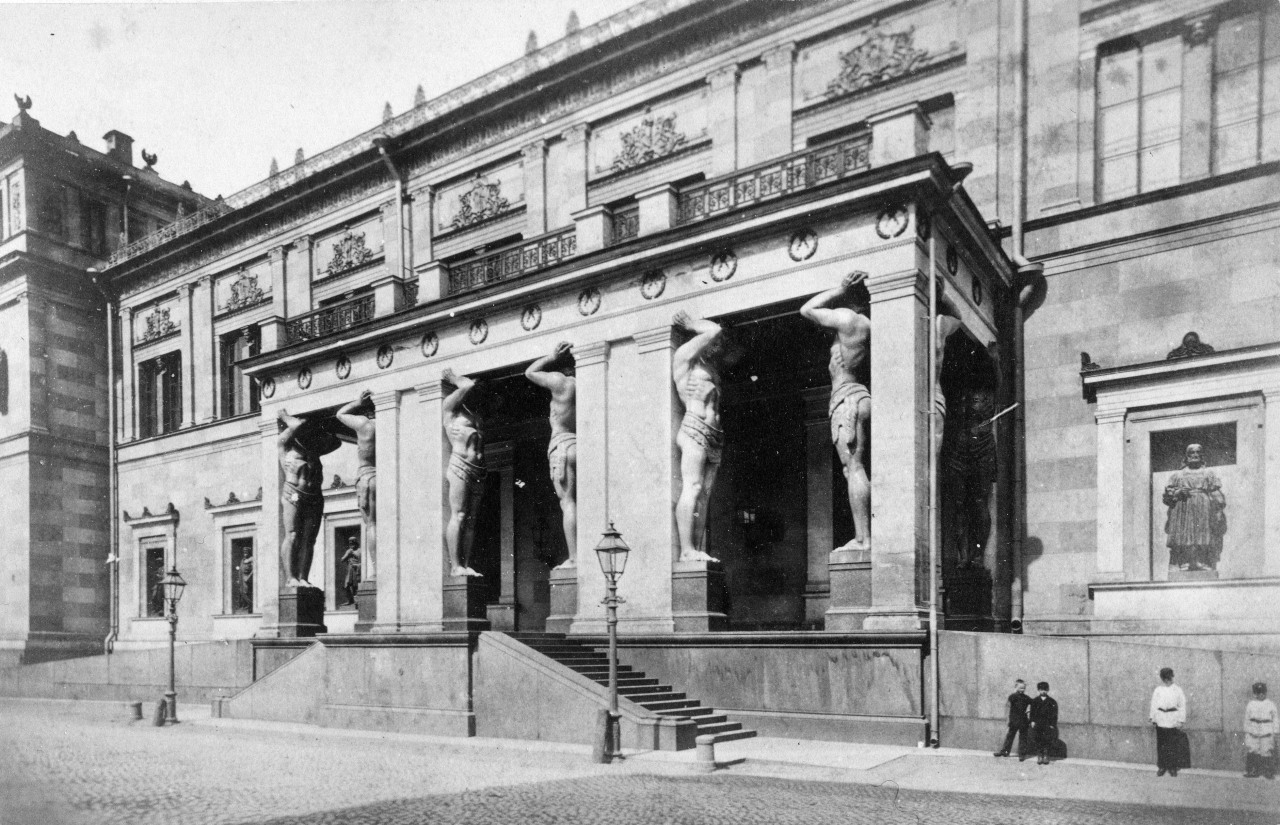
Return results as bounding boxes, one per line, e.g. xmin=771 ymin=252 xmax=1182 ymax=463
xmin=89 ymin=269 xmax=119 ymax=654
xmin=1009 ymin=0 xmax=1032 ymax=633
xmin=372 ymin=136 xmax=408 ymax=280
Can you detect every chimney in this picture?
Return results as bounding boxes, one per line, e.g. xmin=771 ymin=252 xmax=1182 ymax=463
xmin=103 ymin=130 xmax=134 ymax=166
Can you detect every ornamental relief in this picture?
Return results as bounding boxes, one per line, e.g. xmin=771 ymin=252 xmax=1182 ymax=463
xmin=826 ymin=26 xmax=929 ymax=98
xmin=609 ymin=112 xmax=689 ymax=173
xmin=590 ymin=90 xmax=708 ymax=179
xmin=137 ymin=305 xmax=178 ymax=343
xmin=218 ymin=264 xmax=270 ymax=314
xmin=451 ymin=174 xmax=510 ymax=231
xmin=326 ymin=231 xmax=375 ymax=276
xmin=435 ymin=163 xmax=524 ymax=234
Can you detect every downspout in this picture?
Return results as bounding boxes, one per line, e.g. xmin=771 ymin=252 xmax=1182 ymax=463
xmin=1009 ymin=0 xmax=1030 ymax=632
xmin=89 ymin=269 xmax=119 ymax=654
xmin=372 ymin=136 xmax=408 ymax=281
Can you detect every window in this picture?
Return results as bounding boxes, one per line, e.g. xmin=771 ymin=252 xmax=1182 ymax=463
xmin=229 ymin=536 xmax=255 ymax=614
xmin=78 ymin=193 xmax=108 ymax=256
xmin=1097 ymin=32 xmax=1184 ymax=200
xmin=144 ymin=545 xmax=167 ymax=617
xmin=1213 ymin=4 xmax=1280 ymax=173
xmin=219 ymin=326 xmax=260 ymax=418
xmin=138 ymin=351 xmax=182 ymax=437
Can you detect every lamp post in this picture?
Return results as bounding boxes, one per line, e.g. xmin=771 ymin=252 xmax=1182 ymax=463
xmin=161 ymin=564 xmax=186 ymax=724
xmin=593 ymin=523 xmax=630 ymax=762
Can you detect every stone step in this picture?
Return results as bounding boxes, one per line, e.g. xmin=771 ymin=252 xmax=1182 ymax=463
xmin=635 ymin=697 xmax=699 ymax=711
xmin=707 ymin=728 xmax=757 ymax=744
xmin=693 ymin=720 xmax=742 ymax=736
xmin=616 ymin=683 xmax=667 ymax=696
xmin=652 ymin=705 xmax=715 ymax=718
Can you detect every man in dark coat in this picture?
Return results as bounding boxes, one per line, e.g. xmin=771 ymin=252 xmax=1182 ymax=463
xmin=994 ymin=679 xmax=1033 ymax=759
xmin=1029 ymin=681 xmax=1059 ymax=765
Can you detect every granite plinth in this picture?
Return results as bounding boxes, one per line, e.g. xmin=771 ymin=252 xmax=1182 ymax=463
xmin=546 ymin=566 xmax=578 ymax=634
xmin=354 ymin=580 xmax=377 ymax=633
xmin=278 ymin=587 xmax=327 ymax=638
xmin=442 ymin=577 xmax=491 ymax=632
xmin=824 ymin=547 xmax=871 ymax=631
xmin=671 ymin=560 xmax=727 ymax=632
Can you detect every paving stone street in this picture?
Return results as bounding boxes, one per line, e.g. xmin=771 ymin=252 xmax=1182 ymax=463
xmin=0 ymin=700 xmax=1273 ymax=825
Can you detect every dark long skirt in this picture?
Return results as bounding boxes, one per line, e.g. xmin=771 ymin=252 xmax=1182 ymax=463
xmin=1155 ymin=726 xmax=1191 ymax=770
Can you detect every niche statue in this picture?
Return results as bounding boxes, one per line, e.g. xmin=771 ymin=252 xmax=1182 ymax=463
xmin=526 ymin=342 xmax=577 ymax=568
xmin=442 ymin=369 xmax=486 ymax=577
xmin=800 ymin=272 xmax=872 ymax=552
xmin=942 ymin=389 xmax=997 ymax=569
xmin=1163 ymin=443 xmax=1227 ymax=571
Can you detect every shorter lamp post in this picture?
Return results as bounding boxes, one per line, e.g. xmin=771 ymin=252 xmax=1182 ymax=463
xmin=594 ymin=523 xmax=630 ymax=762
xmin=161 ymin=564 xmax=186 ymax=724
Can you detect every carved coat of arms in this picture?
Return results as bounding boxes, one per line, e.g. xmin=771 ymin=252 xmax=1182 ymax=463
xmin=451 ymin=175 xmax=510 ymax=231
xmin=827 ymin=26 xmax=930 ymax=98
xmin=611 ymin=113 xmax=689 ymax=173
xmin=225 ymin=271 xmax=265 ymax=312
xmin=140 ymin=307 xmax=176 ymax=342
xmin=328 ymin=231 xmax=374 ymax=275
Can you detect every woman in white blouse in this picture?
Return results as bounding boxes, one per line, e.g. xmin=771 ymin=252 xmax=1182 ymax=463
xmin=1149 ymin=666 xmax=1190 ymax=777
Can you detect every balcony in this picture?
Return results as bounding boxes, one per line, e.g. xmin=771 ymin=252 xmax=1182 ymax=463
xmin=676 ymin=134 xmax=871 ymax=226
xmin=285 ymin=294 xmax=376 ymax=344
xmin=447 ymin=227 xmax=577 ymax=296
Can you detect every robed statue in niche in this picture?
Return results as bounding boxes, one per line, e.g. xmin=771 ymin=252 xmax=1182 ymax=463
xmin=1163 ymin=443 xmax=1227 ymax=571
xmin=942 ymin=388 xmax=997 ymax=569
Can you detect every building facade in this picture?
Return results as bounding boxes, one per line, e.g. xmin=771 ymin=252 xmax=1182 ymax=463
xmin=2 ymin=0 xmax=1277 ymax=689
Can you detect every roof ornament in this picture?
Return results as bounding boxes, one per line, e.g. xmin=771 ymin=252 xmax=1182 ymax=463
xmin=382 ymin=102 xmax=392 ymax=123
xmin=414 ymin=85 xmax=426 ymax=107
xmin=1167 ymin=332 xmax=1215 ymax=360
xmin=525 ymin=30 xmax=538 ymax=54
xmin=141 ymin=149 xmax=158 ymax=170
xmin=269 ymin=157 xmax=279 ymax=176
xmin=566 ymin=10 xmax=580 ymax=35
xmin=14 ymin=94 xmax=31 ymax=112
xmin=294 ymin=147 xmax=305 ymax=165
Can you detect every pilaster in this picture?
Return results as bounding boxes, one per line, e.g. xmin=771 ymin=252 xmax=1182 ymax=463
xmin=255 ymin=416 xmax=284 ymax=637
xmin=758 ymin=42 xmax=796 ymax=161
xmin=562 ymin=124 xmax=590 ymax=217
xmin=1262 ymin=388 xmax=1280 ymax=577
xmin=392 ymin=379 xmax=446 ymax=632
xmin=707 ymin=64 xmax=739 ymax=176
xmin=119 ymin=307 xmax=135 ymax=440
xmin=380 ymin=199 xmax=404 ymax=283
xmin=283 ymin=236 xmax=311 ymax=318
xmin=570 ymin=341 xmax=609 ymax=634
xmin=191 ymin=276 xmax=215 ymax=423
xmin=522 ymin=141 xmax=548 ymax=237
xmin=23 ymin=292 xmax=49 ymax=435
xmin=636 ymin=184 xmax=678 ymax=237
xmin=485 ymin=441 xmax=517 ymax=630
xmin=864 ymin=269 xmax=929 ymax=630
xmin=1180 ymin=12 xmax=1215 ymax=183
xmin=572 ymin=205 xmax=612 ymax=253
xmin=868 ymin=103 xmax=931 ymax=168
xmin=1094 ymin=408 xmax=1126 ymax=577
xmin=178 ymin=283 xmax=195 ymax=427
xmin=408 ymin=184 xmax=434 ymax=269
xmin=801 ymin=387 xmax=832 ymax=625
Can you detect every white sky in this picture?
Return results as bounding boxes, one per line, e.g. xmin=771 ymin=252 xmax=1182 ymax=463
xmin=2 ymin=0 xmax=639 ymax=197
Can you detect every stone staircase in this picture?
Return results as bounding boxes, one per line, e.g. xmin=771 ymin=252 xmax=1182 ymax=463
xmin=506 ymin=632 xmax=756 ymax=744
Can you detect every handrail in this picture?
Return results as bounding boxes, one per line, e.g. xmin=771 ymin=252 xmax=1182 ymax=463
xmin=284 ymin=294 xmax=376 ymax=345
xmin=447 ymin=226 xmax=577 ymax=296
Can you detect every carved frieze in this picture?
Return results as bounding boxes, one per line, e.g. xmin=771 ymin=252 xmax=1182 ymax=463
xmin=451 ymin=175 xmax=512 ymax=231
xmin=826 ymin=26 xmax=930 ymax=99
xmin=223 ymin=269 xmax=266 ymax=313
xmin=139 ymin=306 xmax=177 ymax=343
xmin=610 ymin=113 xmax=689 ymax=173
xmin=327 ymin=231 xmax=375 ymax=276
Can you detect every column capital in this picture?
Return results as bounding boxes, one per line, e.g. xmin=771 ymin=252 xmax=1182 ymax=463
xmin=268 ymin=244 xmax=287 ymax=263
xmin=416 ymin=379 xmax=445 ymax=402
xmin=408 ymin=183 xmax=432 ymax=200
xmin=761 ymin=41 xmax=796 ymax=68
xmin=800 ymin=386 xmax=831 ymax=422
xmin=634 ymin=325 xmax=672 ymax=354
xmin=258 ymin=415 xmax=280 ymax=436
xmin=372 ymin=389 xmax=399 ymax=411
xmin=486 ymin=440 xmax=515 ymax=468
xmin=574 ymin=340 xmax=609 ymax=368
xmin=291 ymin=234 xmax=312 ymax=251
xmin=1094 ymin=409 xmax=1126 ymax=425
xmin=121 ymin=304 xmax=135 ymax=319
xmin=707 ymin=63 xmax=740 ymax=88
xmin=522 ymin=140 xmax=548 ymax=161
xmin=561 ymin=123 xmax=590 ymax=145
xmin=194 ymin=273 xmax=213 ymax=288
xmin=867 ymin=268 xmax=926 ymax=302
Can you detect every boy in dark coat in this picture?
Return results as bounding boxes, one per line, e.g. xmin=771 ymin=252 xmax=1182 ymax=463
xmin=994 ymin=679 xmax=1032 ymax=759
xmin=1029 ymin=681 xmax=1059 ymax=765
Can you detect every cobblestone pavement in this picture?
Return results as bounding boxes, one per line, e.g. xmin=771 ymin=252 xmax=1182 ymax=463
xmin=0 ymin=700 xmax=1272 ymax=825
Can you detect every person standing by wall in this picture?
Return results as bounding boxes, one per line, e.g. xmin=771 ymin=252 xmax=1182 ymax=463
xmin=994 ymin=678 xmax=1032 ymax=760
xmin=1244 ymin=681 xmax=1278 ymax=779
xmin=1149 ymin=666 xmax=1190 ymax=777
xmin=1028 ymin=681 xmax=1058 ymax=765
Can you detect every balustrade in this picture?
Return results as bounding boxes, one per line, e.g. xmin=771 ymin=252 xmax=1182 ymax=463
xmin=284 ymin=294 xmax=376 ymax=344
xmin=447 ymin=227 xmax=577 ymax=296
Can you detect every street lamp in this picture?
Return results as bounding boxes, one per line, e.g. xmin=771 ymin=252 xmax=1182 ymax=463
xmin=161 ymin=564 xmax=186 ymax=724
xmin=594 ymin=523 xmax=630 ymax=762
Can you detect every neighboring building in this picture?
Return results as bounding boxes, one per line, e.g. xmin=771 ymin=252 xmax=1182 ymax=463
xmin=0 ymin=104 xmax=207 ymax=665
xmin=3 ymin=0 xmax=1279 ymax=762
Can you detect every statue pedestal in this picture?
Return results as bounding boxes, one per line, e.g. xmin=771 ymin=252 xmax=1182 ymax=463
xmin=546 ymin=565 xmax=578 ymax=634
xmin=487 ymin=600 xmax=517 ymax=631
xmin=278 ymin=587 xmax=327 ymax=638
xmin=354 ymin=580 xmax=377 ymax=633
xmin=824 ymin=547 xmax=872 ymax=631
xmin=943 ymin=565 xmax=992 ymax=631
xmin=672 ymin=560 xmax=727 ymax=632
xmin=442 ymin=577 xmax=491 ymax=632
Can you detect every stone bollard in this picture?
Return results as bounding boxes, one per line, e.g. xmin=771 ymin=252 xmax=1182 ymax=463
xmin=591 ymin=707 xmax=610 ymax=763
xmin=127 ymin=701 xmax=143 ymax=721
xmin=694 ymin=734 xmax=717 ymax=773
xmin=151 ymin=699 xmax=167 ymax=727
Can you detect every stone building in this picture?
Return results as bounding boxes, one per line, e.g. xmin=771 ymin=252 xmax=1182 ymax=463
xmin=4 ymin=0 xmax=1279 ymax=765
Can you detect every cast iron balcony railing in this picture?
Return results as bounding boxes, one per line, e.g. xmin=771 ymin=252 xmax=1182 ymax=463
xmin=609 ymin=204 xmax=639 ymax=245
xmin=403 ymin=279 xmax=419 ymax=308
xmin=676 ymin=133 xmax=871 ymax=226
xmin=285 ymin=294 xmax=376 ymax=344
xmin=107 ymin=198 xmax=234 ymax=266
xmin=448 ymin=226 xmax=577 ymax=296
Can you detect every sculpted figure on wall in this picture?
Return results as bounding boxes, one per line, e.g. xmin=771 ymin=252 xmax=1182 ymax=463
xmin=672 ymin=311 xmax=726 ymax=563
xmin=335 ymin=390 xmax=377 ymax=578
xmin=277 ymin=410 xmax=338 ymax=588
xmin=442 ymin=369 xmax=486 ymax=577
xmin=526 ymin=342 xmax=578 ymax=568
xmin=800 ymin=272 xmax=872 ymax=552
xmin=1163 ymin=444 xmax=1227 ymax=572
xmin=943 ymin=389 xmax=997 ymax=569
xmin=930 ymin=286 xmax=964 ymax=460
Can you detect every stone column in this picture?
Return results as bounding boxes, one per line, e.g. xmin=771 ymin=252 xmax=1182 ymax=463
xmin=1180 ymin=13 xmax=1214 ymax=183
xmin=262 ymin=243 xmax=294 ymax=351
xmin=119 ymin=307 xmax=135 ymax=441
xmin=758 ymin=42 xmax=796 ymax=161
xmin=559 ymin=341 xmax=608 ymax=634
xmin=865 ymin=269 xmax=929 ymax=630
xmin=485 ymin=441 xmax=517 ymax=630
xmin=178 ymin=283 xmax=195 ymax=427
xmin=1094 ymin=409 xmax=1126 ymax=579
xmin=1262 ymin=387 xmax=1280 ymax=577
xmin=707 ymin=64 xmax=739 ymax=176
xmin=562 ymin=124 xmax=590 ymax=217
xmin=191 ymin=276 xmax=215 ymax=423
xmin=522 ymin=141 xmax=548 ymax=237
xmin=256 ymin=417 xmax=284 ymax=637
xmin=800 ymin=387 xmax=833 ymax=625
